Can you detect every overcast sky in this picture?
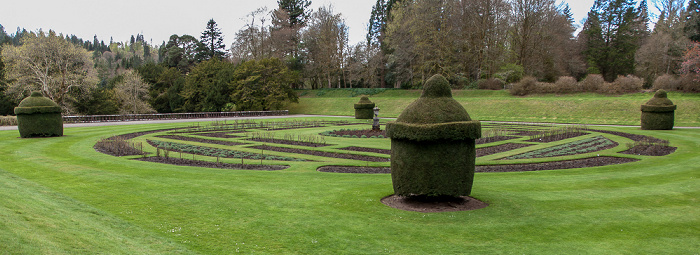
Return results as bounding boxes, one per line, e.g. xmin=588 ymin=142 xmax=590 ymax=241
xmin=1 ymin=0 xmax=616 ymax=47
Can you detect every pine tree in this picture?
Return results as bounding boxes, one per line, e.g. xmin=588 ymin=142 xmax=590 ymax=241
xmin=582 ymin=0 xmax=647 ymax=81
xmin=685 ymin=0 xmax=700 ymax=41
xmin=200 ymin=19 xmax=227 ymax=60
xmin=277 ymin=0 xmax=312 ymax=27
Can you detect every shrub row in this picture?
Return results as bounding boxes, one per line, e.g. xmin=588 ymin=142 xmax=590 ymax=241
xmin=0 ymin=116 xmax=17 ymax=126
xmin=652 ymin=74 xmax=700 ymax=93
xmin=510 ymin=75 xmax=645 ymax=95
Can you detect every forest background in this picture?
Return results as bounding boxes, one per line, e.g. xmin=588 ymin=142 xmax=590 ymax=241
xmin=1 ymin=0 xmax=699 ymax=116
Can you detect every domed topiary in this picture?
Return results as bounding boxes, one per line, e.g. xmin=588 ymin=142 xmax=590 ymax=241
xmin=354 ymin=96 xmax=375 ymax=119
xmin=14 ymin=92 xmax=63 ymax=138
xmin=386 ymin=74 xmax=481 ymax=197
xmin=641 ymin=90 xmax=676 ymax=130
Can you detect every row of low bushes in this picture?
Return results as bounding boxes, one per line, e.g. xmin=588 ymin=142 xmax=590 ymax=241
xmin=510 ymin=74 xmax=699 ymax=96
xmin=1 ymin=116 xmax=17 ymax=126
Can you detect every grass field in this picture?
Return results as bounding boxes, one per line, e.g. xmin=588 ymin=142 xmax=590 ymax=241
xmin=1 ymin=116 xmax=699 ymax=254
xmin=289 ymin=89 xmax=700 ymax=127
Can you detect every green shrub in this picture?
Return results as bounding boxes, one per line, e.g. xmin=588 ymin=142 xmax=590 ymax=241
xmin=14 ymin=92 xmax=63 ymax=138
xmin=386 ymin=74 xmax=481 ymax=197
xmin=477 ymin=78 xmax=505 ymax=90
xmin=354 ymin=96 xmax=375 ymax=119
xmin=641 ymin=90 xmax=676 ymax=130
xmin=495 ymin=63 xmax=524 ymax=83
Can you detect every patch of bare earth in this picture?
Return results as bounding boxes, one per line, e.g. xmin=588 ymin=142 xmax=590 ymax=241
xmin=338 ymin=146 xmax=391 ymax=155
xmin=134 ymin=157 xmax=288 ymax=170
xmin=476 ymin=143 xmax=533 ymax=157
xmin=247 ymin=138 xmax=330 ymax=147
xmin=251 ymin=145 xmax=390 ymax=162
xmin=621 ymin=145 xmax=677 ymax=156
xmin=381 ymin=195 xmax=488 ymax=212
xmin=156 ymin=134 xmax=247 ymax=146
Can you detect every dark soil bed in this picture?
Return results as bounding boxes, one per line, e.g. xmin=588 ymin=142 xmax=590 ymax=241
xmin=326 ymin=129 xmax=386 ymax=138
xmin=381 ymin=195 xmax=488 ymax=212
xmin=620 ymin=145 xmax=677 ymax=156
xmin=476 ymin=136 xmax=519 ymax=145
xmin=588 ymin=129 xmax=666 ymax=143
xmin=526 ymin=132 xmax=588 ymax=143
xmin=134 ymin=157 xmax=288 ymax=170
xmin=318 ymin=165 xmax=391 ymax=174
xmin=251 ymin=145 xmax=390 ymax=162
xmin=247 ymin=138 xmax=331 ymax=147
xmin=476 ymin=143 xmax=533 ymax=157
xmin=193 ymin=132 xmax=243 ymax=138
xmin=338 ymin=146 xmax=391 ymax=155
xmin=94 ymin=140 xmax=147 ymax=157
xmin=317 ymin=156 xmax=638 ymax=174
xmin=156 ymin=135 xmax=247 ymax=146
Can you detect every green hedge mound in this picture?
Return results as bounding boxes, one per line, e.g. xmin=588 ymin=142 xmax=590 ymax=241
xmin=386 ymin=74 xmax=481 ymax=197
xmin=14 ymin=92 xmax=63 ymax=138
xmin=641 ymin=90 xmax=676 ymax=130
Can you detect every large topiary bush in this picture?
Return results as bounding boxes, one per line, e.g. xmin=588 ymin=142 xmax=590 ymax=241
xmin=386 ymin=74 xmax=481 ymax=197
xmin=14 ymin=92 xmax=63 ymax=138
xmin=354 ymin=96 xmax=375 ymax=119
xmin=641 ymin=90 xmax=676 ymax=130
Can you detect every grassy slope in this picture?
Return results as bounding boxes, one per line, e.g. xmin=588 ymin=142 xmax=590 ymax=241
xmin=288 ymin=90 xmax=700 ymax=126
xmin=1 ymin=118 xmax=699 ymax=254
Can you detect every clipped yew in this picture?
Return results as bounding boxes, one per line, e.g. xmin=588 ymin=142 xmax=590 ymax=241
xmin=386 ymin=74 xmax=481 ymax=197
xmin=641 ymin=90 xmax=676 ymax=130
xmin=354 ymin=96 xmax=375 ymax=119
xmin=14 ymin=92 xmax=63 ymax=138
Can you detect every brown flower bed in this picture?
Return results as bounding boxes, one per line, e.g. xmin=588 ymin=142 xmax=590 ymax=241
xmin=316 ymin=156 xmax=638 ymax=174
xmin=134 ymin=157 xmax=288 ymax=170
xmin=327 ymin=129 xmax=386 ymax=137
xmin=247 ymin=138 xmax=330 ymax=147
xmin=156 ymin=134 xmax=247 ymax=146
xmin=620 ymin=145 xmax=677 ymax=156
xmin=476 ymin=136 xmax=519 ymax=145
xmin=476 ymin=143 xmax=533 ymax=157
xmin=251 ymin=145 xmax=390 ymax=162
xmin=526 ymin=132 xmax=589 ymax=143
xmin=338 ymin=146 xmax=391 ymax=155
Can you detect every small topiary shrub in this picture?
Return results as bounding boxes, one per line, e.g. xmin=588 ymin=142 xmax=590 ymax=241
xmin=14 ymin=92 xmax=63 ymax=138
xmin=386 ymin=74 xmax=481 ymax=198
xmin=641 ymin=89 xmax=677 ymax=130
xmin=354 ymin=96 xmax=375 ymax=119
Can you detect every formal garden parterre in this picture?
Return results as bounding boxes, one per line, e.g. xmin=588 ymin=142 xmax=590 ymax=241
xmin=93 ymin=118 xmax=676 ymax=174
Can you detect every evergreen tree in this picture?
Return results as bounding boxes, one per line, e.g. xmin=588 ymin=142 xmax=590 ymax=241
xmin=685 ymin=0 xmax=700 ymax=41
xmin=582 ymin=0 xmax=647 ymax=81
xmin=200 ymin=19 xmax=227 ymax=59
xmin=277 ymin=0 xmax=312 ymax=27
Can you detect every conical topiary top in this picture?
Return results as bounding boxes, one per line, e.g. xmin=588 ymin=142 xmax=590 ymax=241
xmin=644 ymin=90 xmax=674 ymax=106
xmin=395 ymin=74 xmax=472 ymax=124
xmin=354 ymin=96 xmax=375 ymax=109
xmin=386 ymin=74 xmax=480 ymax=141
xmin=14 ymin=92 xmax=62 ymax=115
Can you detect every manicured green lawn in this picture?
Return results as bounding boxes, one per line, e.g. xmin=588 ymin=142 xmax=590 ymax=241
xmin=289 ymin=90 xmax=700 ymax=126
xmin=1 ymin=117 xmax=698 ymax=254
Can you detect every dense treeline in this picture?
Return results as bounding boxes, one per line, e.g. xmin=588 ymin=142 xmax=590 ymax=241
xmin=1 ymin=0 xmax=699 ymax=116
